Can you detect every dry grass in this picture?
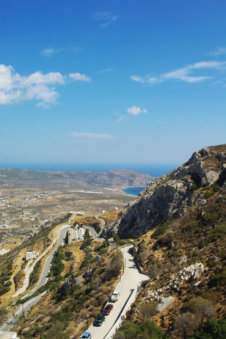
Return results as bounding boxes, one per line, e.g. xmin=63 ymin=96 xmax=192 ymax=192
xmin=99 ymin=209 xmax=122 ymax=224
xmin=71 ymin=215 xmax=99 ymax=226
xmin=62 ymin=242 xmax=85 ymax=276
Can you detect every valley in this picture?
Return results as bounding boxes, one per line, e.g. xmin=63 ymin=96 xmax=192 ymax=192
xmin=0 ymin=169 xmax=151 ymax=250
xmin=0 ymin=145 xmax=225 ymax=339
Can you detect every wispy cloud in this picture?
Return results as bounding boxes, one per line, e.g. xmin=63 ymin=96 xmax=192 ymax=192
xmin=210 ymin=47 xmax=226 ymax=56
xmin=0 ymin=64 xmax=91 ymax=106
xmin=131 ymin=60 xmax=226 ymax=85
xmin=116 ymin=106 xmax=148 ymax=122
xmin=130 ymin=75 xmax=160 ymax=85
xmin=69 ymin=73 xmax=91 ymax=82
xmin=41 ymin=48 xmax=61 ymax=58
xmin=41 ymin=46 xmax=83 ymax=58
xmin=71 ymin=131 xmax=113 ymax=140
xmin=94 ymin=11 xmax=118 ymax=28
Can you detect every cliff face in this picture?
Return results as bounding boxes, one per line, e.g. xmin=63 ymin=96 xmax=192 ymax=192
xmin=115 ymin=144 xmax=226 ymax=238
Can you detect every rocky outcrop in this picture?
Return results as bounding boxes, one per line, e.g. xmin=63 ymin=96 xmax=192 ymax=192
xmin=146 ymin=262 xmax=205 ymax=306
xmin=110 ymin=144 xmax=226 ymax=238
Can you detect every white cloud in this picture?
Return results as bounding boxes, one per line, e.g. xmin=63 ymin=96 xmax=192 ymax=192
xmin=41 ymin=46 xmax=83 ymax=57
xmin=0 ymin=64 xmax=90 ymax=106
xmin=163 ymin=61 xmax=226 ymax=83
xmin=127 ymin=106 xmax=147 ymax=116
xmin=131 ymin=60 xmax=226 ymax=85
xmin=210 ymin=47 xmax=226 ymax=56
xmin=94 ymin=11 xmax=118 ymax=28
xmin=41 ymin=48 xmax=58 ymax=58
xmin=115 ymin=106 xmax=148 ymax=123
xmin=130 ymin=75 xmax=160 ymax=84
xmin=72 ymin=131 xmax=113 ymax=140
xmin=69 ymin=73 xmax=91 ymax=82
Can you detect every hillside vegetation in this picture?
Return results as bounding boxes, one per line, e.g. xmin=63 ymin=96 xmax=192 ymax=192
xmin=112 ymin=144 xmax=226 ymax=338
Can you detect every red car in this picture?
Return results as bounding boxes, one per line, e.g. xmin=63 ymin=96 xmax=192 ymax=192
xmin=103 ymin=304 xmax=113 ymax=315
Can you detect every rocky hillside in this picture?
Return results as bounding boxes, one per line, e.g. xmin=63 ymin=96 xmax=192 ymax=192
xmin=0 ymin=168 xmax=153 ymax=190
xmin=112 ymin=144 xmax=226 ymax=338
xmin=112 ymin=144 xmax=226 ymax=238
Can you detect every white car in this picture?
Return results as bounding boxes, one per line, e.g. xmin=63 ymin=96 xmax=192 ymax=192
xmin=110 ymin=291 xmax=120 ymax=302
xmin=80 ymin=332 xmax=92 ymax=339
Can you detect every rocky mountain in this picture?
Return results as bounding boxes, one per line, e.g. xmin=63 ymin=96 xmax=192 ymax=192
xmin=0 ymin=168 xmax=153 ymax=190
xmin=111 ymin=144 xmax=226 ymax=238
xmin=112 ymin=144 xmax=226 ymax=338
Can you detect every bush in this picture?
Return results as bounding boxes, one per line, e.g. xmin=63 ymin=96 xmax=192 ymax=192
xmin=92 ymin=222 xmax=101 ymax=234
xmin=206 ymin=224 xmax=226 ymax=243
xmin=152 ymin=224 xmax=169 ymax=238
xmin=0 ymin=261 xmax=13 ymax=296
xmin=80 ymin=255 xmax=94 ymax=269
xmin=29 ymin=260 xmax=41 ymax=286
xmin=64 ymin=251 xmax=72 ymax=261
xmin=114 ymin=320 xmax=163 ymax=339
xmin=155 ymin=233 xmax=173 ymax=248
xmin=208 ymin=270 xmax=226 ymax=287
xmin=203 ymin=191 xmax=215 ymax=199
xmin=139 ymin=301 xmax=157 ymax=320
xmin=103 ymin=251 xmax=123 ymax=281
xmin=175 ymin=312 xmax=197 ymax=339
xmin=148 ymin=263 xmax=161 ymax=279
xmin=201 ymin=213 xmax=219 ymax=226
xmin=189 ymin=318 xmax=226 ymax=339
xmin=80 ymin=229 xmax=92 ymax=249
xmin=183 ymin=297 xmax=213 ymax=320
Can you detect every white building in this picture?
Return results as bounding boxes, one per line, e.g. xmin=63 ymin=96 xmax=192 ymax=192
xmin=66 ymin=225 xmax=85 ymax=244
xmin=25 ymin=251 xmax=39 ymax=261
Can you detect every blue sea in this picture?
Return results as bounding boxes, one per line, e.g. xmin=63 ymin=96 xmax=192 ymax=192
xmin=123 ymin=187 xmax=146 ymax=196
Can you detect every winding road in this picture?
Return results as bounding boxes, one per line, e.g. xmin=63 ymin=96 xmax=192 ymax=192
xmin=87 ymin=246 xmax=149 ymax=339
xmin=0 ymin=214 xmax=147 ymax=339
xmin=0 ymin=224 xmax=70 ymax=332
xmin=22 ymin=224 xmax=70 ymax=299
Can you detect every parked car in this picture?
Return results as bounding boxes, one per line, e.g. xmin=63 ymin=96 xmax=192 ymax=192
xmin=93 ymin=313 xmax=105 ymax=326
xmin=110 ymin=290 xmax=120 ymax=302
xmin=103 ymin=304 xmax=113 ymax=315
xmin=80 ymin=331 xmax=92 ymax=339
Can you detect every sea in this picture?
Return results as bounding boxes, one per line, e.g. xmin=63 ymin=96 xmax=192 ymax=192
xmin=0 ymin=163 xmax=179 ymax=196
xmin=123 ymin=187 xmax=146 ymax=196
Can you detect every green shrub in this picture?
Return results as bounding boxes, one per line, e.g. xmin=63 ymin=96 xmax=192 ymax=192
xmin=113 ymin=320 xmax=163 ymax=339
xmin=208 ymin=270 xmax=226 ymax=288
xmin=80 ymin=229 xmax=92 ymax=249
xmin=211 ymin=183 xmax=221 ymax=192
xmin=182 ymin=297 xmax=213 ymax=319
xmin=91 ymin=222 xmax=101 ymax=234
xmin=191 ymin=183 xmax=200 ymax=192
xmin=203 ymin=191 xmax=215 ymax=199
xmin=80 ymin=255 xmax=94 ymax=269
xmin=189 ymin=318 xmax=226 ymax=339
xmin=152 ymin=224 xmax=169 ymax=238
xmin=206 ymin=224 xmax=226 ymax=243
xmin=201 ymin=213 xmax=219 ymax=226
xmin=29 ymin=260 xmax=41 ymax=286
xmin=0 ymin=261 xmax=13 ymax=296
xmin=102 ymin=251 xmax=123 ymax=281
xmin=64 ymin=251 xmax=72 ymax=261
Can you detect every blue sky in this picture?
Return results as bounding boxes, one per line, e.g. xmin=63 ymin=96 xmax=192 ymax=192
xmin=0 ymin=0 xmax=226 ymax=167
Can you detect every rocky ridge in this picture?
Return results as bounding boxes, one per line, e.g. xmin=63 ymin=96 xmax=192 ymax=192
xmin=109 ymin=144 xmax=226 ymax=238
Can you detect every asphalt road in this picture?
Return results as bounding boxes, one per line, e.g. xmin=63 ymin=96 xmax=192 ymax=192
xmin=0 ymin=224 xmax=70 ymax=332
xmin=24 ymin=224 xmax=70 ymax=298
xmin=87 ymin=246 xmax=149 ymax=339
